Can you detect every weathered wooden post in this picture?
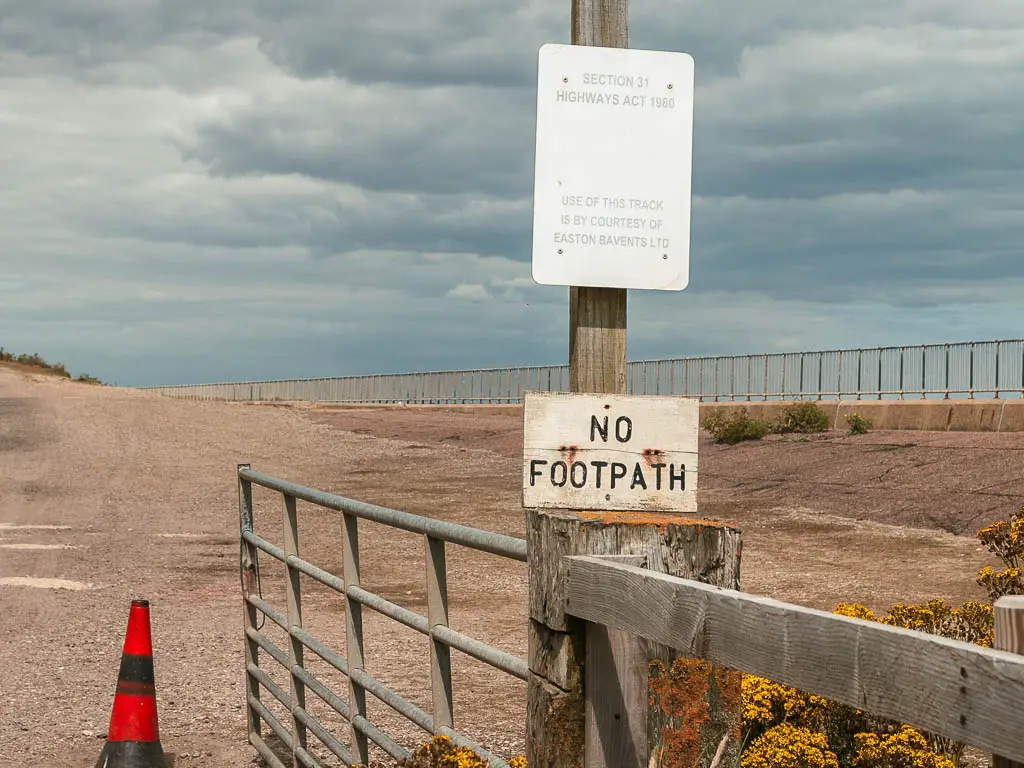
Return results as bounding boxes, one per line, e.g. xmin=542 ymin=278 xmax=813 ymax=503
xmin=526 ymin=503 xmax=742 ymax=768
xmin=524 ymin=4 xmax=742 ymax=766
xmin=993 ymin=596 xmax=1024 ymax=768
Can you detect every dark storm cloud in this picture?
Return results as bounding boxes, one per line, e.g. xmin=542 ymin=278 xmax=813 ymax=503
xmin=688 ymin=188 xmax=1024 ymax=301
xmin=181 ymin=83 xmax=537 ymax=198
xmin=0 ymin=1 xmax=245 ymax=67
xmin=71 ymin=181 xmax=532 ymax=261
xmin=0 ymin=0 xmax=562 ymax=88
xmin=250 ymin=0 xmax=564 ymax=88
xmin=300 ymin=198 xmax=532 ymax=260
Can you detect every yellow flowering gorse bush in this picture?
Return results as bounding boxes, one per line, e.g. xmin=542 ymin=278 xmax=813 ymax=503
xmin=853 ymin=726 xmax=956 ymax=768
xmin=398 ymin=735 xmax=526 ymax=768
xmin=741 ymin=675 xmax=828 ymax=728
xmin=976 ymin=511 xmax=1024 ymax=603
xmin=977 ymin=516 xmax=1024 ymax=567
xmin=741 ymin=723 xmax=839 ymax=768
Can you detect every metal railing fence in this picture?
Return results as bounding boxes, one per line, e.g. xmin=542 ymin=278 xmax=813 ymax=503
xmin=149 ymin=339 xmax=1024 ymax=404
xmin=238 ymin=465 xmax=527 ymax=768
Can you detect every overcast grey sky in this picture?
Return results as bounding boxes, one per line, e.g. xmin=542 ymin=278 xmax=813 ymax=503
xmin=2 ymin=1 xmax=1023 ymax=387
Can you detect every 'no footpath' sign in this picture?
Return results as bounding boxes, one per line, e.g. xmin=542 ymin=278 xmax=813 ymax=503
xmin=521 ymin=391 xmax=698 ymax=513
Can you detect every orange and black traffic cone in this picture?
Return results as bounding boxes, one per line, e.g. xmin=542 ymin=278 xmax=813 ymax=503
xmin=95 ymin=599 xmax=168 ymax=768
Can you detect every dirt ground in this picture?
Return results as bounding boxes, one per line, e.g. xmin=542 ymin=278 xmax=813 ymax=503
xmin=1 ymin=370 xmax=1020 ymax=768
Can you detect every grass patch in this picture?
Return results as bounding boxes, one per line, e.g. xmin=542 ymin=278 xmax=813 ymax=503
xmin=870 ymin=442 xmax=916 ymax=452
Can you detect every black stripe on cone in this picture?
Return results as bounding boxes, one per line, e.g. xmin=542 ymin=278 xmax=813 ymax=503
xmin=95 ymin=741 xmax=169 ymax=768
xmin=95 ymin=599 xmax=168 ymax=768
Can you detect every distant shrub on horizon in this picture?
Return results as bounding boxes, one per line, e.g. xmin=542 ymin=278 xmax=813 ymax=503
xmin=0 ymin=346 xmax=104 ymax=384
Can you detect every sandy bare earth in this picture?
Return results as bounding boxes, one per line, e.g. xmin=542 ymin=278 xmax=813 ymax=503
xmin=1 ymin=370 xmax=1020 ymax=768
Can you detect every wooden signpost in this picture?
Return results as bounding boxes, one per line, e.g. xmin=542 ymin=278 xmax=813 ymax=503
xmin=524 ymin=3 xmax=743 ymax=768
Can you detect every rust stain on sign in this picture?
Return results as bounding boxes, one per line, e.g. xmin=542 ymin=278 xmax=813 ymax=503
xmin=558 ymin=444 xmax=579 ymax=465
xmin=641 ymin=448 xmax=665 ymax=467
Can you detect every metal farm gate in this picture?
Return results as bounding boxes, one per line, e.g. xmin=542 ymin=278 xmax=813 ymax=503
xmin=237 ymin=464 xmax=528 ymax=768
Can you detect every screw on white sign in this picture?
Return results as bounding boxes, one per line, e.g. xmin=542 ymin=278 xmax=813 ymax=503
xmin=531 ymin=43 xmax=695 ymax=291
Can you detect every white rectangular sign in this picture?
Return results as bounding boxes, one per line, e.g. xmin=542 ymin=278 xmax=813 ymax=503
xmin=531 ymin=43 xmax=695 ymax=291
xmin=522 ymin=391 xmax=699 ymax=513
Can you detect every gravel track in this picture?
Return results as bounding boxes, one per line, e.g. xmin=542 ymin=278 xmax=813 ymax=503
xmin=1 ymin=371 xmax=1014 ymax=767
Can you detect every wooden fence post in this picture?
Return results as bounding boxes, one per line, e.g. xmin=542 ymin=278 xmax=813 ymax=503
xmin=993 ymin=596 xmax=1024 ymax=768
xmin=527 ymin=512 xmax=742 ymax=768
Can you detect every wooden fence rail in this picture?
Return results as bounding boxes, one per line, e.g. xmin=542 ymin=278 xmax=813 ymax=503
xmin=565 ymin=555 xmax=1024 ymax=766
